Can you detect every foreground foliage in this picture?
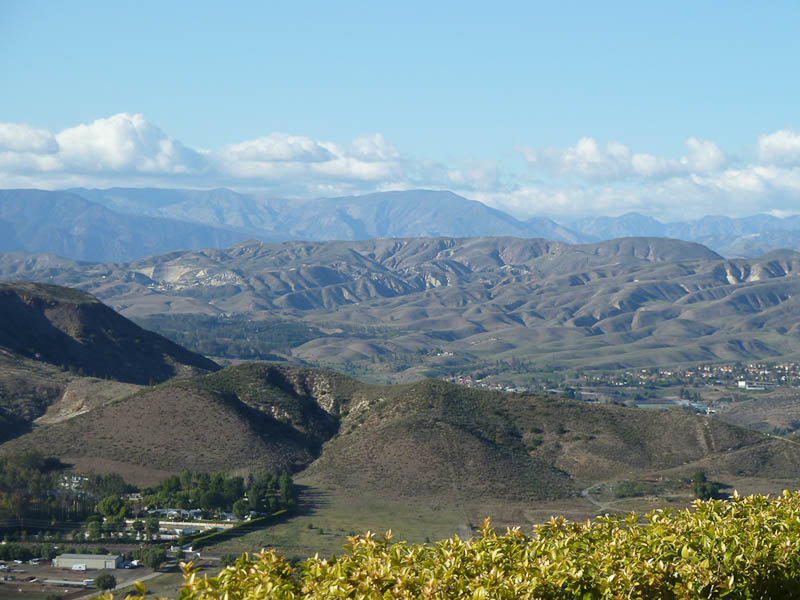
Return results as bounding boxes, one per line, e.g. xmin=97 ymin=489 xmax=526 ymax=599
xmin=106 ymin=491 xmax=800 ymax=599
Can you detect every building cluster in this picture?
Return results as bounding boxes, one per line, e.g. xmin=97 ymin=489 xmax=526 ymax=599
xmin=577 ymin=362 xmax=800 ymax=388
xmin=443 ymin=361 xmax=800 ymax=399
xmin=441 ymin=375 xmax=529 ymax=394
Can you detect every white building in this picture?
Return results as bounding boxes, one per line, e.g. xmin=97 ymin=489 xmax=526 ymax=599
xmin=54 ymin=553 xmax=122 ymax=570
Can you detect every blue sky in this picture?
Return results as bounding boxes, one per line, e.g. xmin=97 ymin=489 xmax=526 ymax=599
xmin=1 ymin=1 xmax=800 ymax=221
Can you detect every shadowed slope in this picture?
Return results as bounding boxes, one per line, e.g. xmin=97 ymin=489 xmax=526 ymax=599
xmin=0 ymin=282 xmax=218 ymax=384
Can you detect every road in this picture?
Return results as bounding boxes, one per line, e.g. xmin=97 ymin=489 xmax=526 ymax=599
xmin=73 ymin=569 xmax=165 ymax=600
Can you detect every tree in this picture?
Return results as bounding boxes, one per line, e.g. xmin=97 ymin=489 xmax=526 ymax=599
xmin=97 ymin=495 xmax=127 ymax=518
xmin=278 ymin=473 xmax=295 ymax=507
xmin=140 ymin=547 xmax=167 ymax=570
xmin=145 ymin=517 xmax=160 ymax=539
xmin=86 ymin=521 xmax=101 ymax=540
xmin=132 ymin=519 xmax=145 ymax=534
xmin=232 ymin=498 xmax=249 ymax=521
xmin=692 ymin=470 xmax=720 ymax=500
xmin=103 ymin=516 xmax=124 ymax=535
xmin=94 ymin=572 xmax=117 ymax=590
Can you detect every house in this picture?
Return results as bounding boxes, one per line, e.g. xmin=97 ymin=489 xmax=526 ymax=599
xmin=54 ymin=553 xmax=122 ymax=570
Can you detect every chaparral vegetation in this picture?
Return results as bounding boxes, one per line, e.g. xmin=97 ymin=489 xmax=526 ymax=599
xmin=96 ymin=491 xmax=800 ymax=600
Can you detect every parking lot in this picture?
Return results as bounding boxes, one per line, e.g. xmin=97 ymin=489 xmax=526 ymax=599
xmin=0 ymin=560 xmax=151 ymax=599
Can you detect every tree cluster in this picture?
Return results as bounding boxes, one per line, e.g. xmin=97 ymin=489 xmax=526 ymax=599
xmin=133 ymin=314 xmax=322 ymax=360
xmin=692 ymin=470 xmax=721 ymax=500
xmin=0 ymin=453 xmax=93 ymax=534
xmin=142 ymin=470 xmax=296 ymax=516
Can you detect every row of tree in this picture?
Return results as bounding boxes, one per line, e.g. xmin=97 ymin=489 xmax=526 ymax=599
xmin=141 ymin=470 xmax=295 ymax=515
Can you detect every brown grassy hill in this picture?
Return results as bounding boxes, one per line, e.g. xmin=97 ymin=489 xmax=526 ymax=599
xmin=0 ymin=281 xmax=219 ymax=384
xmin=0 ymin=281 xmax=220 ymax=443
xmin=301 ymin=380 xmax=772 ymax=502
xmin=2 ymin=379 xmax=316 ymax=476
xmin=0 ymin=363 xmax=368 ymax=477
xmin=8 ymin=236 xmax=800 ymax=377
xmin=5 ymin=363 xmax=794 ymax=502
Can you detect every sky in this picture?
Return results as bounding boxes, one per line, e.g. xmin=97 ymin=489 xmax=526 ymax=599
xmin=1 ymin=0 xmax=800 ymax=222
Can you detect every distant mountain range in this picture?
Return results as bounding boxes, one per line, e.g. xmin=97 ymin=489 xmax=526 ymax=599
xmin=572 ymin=212 xmax=800 ymax=258
xmin=6 ymin=236 xmax=800 ymax=373
xmin=1 ymin=187 xmax=800 ymax=261
xmin=72 ymin=187 xmax=586 ymax=245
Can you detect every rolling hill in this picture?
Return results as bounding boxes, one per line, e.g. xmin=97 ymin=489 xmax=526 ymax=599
xmin=0 ymin=282 xmax=218 ymax=383
xmin=0 ymin=292 xmax=796 ymax=520
xmin=3 ymin=362 xmax=794 ymax=503
xmin=6 ymin=235 xmax=800 ymax=376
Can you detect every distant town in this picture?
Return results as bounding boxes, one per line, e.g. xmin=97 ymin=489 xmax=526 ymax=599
xmin=444 ymin=361 xmax=800 ymax=412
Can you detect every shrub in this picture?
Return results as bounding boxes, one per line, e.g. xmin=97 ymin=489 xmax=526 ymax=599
xmin=89 ymin=491 xmax=800 ymax=599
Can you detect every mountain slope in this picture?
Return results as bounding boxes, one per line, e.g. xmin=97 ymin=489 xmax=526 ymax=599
xmin=572 ymin=212 xmax=667 ymax=239
xmin=11 ymin=236 xmax=800 ymax=374
xmin=0 ymin=281 xmax=219 ymax=444
xmin=570 ymin=213 xmax=800 ymax=258
xmin=0 ymin=282 xmax=218 ymax=383
xmin=0 ymin=189 xmax=251 ymax=261
xmin=0 ymin=363 xmax=372 ymax=476
xmin=297 ymin=190 xmax=588 ymax=242
xmin=2 ymin=363 xmax=789 ymax=501
xmin=71 ymin=187 xmax=590 ymax=244
xmin=301 ymin=379 xmax=773 ymax=502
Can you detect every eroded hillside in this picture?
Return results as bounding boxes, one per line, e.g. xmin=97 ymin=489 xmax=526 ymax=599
xmin=4 ymin=363 xmax=796 ymax=505
xmin=5 ymin=237 xmax=800 ymax=375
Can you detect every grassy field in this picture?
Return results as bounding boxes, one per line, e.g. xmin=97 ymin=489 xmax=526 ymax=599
xmin=207 ymin=482 xmax=470 ymax=560
xmin=115 ymin=568 xmax=198 ymax=600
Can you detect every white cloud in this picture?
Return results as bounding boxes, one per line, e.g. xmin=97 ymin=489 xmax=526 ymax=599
xmin=683 ymin=137 xmax=726 ymax=172
xmin=757 ymin=129 xmax=800 ymax=165
xmin=0 ymin=123 xmax=59 ymax=154
xmin=520 ymin=137 xmax=727 ymax=181
xmin=2 ymin=115 xmax=800 ymax=222
xmin=350 ymin=134 xmax=400 ymax=162
xmin=55 ymin=113 xmax=205 ymax=174
xmin=215 ymin=133 xmax=401 ymax=183
xmin=219 ymin=133 xmax=333 ymax=163
xmin=0 ymin=115 xmax=408 ymax=194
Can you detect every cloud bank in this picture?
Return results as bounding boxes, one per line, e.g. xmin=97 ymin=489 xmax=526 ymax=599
xmin=1 ymin=113 xmax=800 ymax=221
